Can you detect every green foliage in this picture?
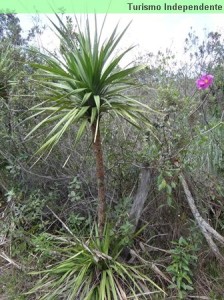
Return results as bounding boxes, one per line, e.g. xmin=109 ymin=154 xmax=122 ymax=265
xmin=68 ymin=176 xmax=83 ymax=202
xmin=26 ymin=223 xmax=165 ymax=299
xmin=157 ymin=172 xmax=176 ymax=207
xmin=30 ymin=232 xmax=59 ymax=268
xmin=156 ymin=164 xmax=179 ymax=208
xmin=4 ymin=189 xmax=48 ymax=232
xmin=1 ymin=188 xmax=57 ymax=259
xmin=66 ymin=213 xmax=91 ymax=233
xmin=110 ymin=197 xmax=135 ymax=246
xmin=26 ymin=14 xmax=154 ymax=156
xmin=112 ymin=197 xmax=132 ymax=225
xmin=166 ymin=236 xmax=198 ymax=299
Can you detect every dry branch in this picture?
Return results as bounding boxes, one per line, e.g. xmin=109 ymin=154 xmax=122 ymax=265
xmin=179 ymin=171 xmax=224 ymax=264
xmin=129 ymin=163 xmax=152 ymax=229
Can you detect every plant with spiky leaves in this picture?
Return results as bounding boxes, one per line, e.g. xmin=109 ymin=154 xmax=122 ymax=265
xmin=26 ymin=15 xmax=155 ymax=235
xmin=25 ymin=222 xmax=165 ymax=299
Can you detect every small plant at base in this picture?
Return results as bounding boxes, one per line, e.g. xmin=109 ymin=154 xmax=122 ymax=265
xmin=166 ymin=236 xmax=197 ymax=299
xmin=66 ymin=213 xmax=92 ymax=234
xmin=111 ymin=197 xmax=135 ymax=246
xmin=25 ymin=222 xmax=165 ymax=299
xmin=68 ymin=176 xmax=83 ymax=202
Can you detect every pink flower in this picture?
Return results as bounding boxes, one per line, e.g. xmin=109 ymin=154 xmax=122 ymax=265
xmin=196 ymin=74 xmax=214 ymax=90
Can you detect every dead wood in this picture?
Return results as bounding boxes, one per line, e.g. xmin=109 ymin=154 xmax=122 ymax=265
xmin=129 ymin=163 xmax=152 ymax=230
xmin=179 ymin=172 xmax=224 ymax=264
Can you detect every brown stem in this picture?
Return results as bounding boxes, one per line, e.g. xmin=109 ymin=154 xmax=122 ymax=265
xmin=91 ymin=123 xmax=106 ymax=237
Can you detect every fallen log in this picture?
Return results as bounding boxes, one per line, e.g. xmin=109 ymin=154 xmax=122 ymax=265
xmin=179 ymin=171 xmax=224 ymax=264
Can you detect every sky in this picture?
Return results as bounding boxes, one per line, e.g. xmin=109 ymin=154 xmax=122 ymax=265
xmin=19 ymin=13 xmax=224 ymax=65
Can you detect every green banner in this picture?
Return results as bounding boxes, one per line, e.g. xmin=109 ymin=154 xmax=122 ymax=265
xmin=0 ymin=0 xmax=223 ymax=13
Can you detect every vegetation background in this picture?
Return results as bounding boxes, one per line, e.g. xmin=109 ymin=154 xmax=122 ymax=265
xmin=0 ymin=13 xmax=224 ymax=299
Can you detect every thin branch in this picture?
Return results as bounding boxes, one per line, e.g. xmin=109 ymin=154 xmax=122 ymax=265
xmin=0 ymin=252 xmax=24 ymax=270
xmin=46 ymin=206 xmax=112 ymax=262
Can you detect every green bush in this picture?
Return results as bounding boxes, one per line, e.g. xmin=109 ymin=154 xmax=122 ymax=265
xmin=166 ymin=236 xmax=198 ymax=299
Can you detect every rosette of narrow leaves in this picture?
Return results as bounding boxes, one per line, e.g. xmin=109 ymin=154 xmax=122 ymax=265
xmin=25 ymin=14 xmax=155 ymax=154
xmin=25 ymin=223 xmax=165 ymax=299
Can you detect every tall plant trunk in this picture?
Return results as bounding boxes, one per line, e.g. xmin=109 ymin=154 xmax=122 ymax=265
xmin=91 ymin=123 xmax=106 ymax=237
